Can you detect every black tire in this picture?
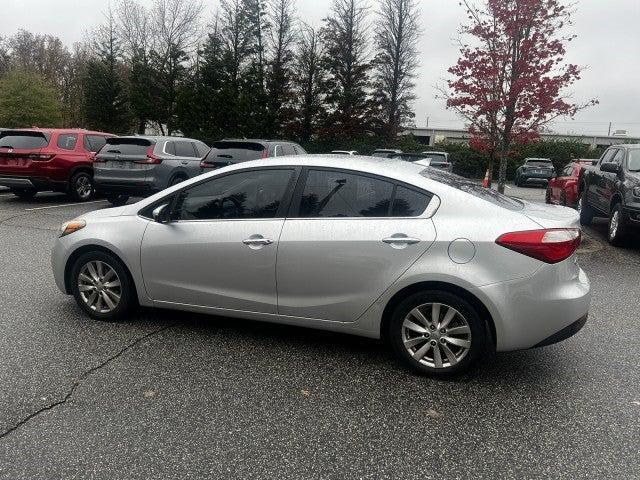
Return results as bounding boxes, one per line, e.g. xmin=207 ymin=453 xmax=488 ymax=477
xmin=105 ymin=194 xmax=130 ymax=206
xmin=386 ymin=291 xmax=489 ymax=377
xmin=69 ymin=251 xmax=135 ymax=321
xmin=514 ymin=176 xmax=521 ymax=187
xmin=578 ymin=190 xmax=595 ymax=226
xmin=607 ymin=202 xmax=628 ymax=247
xmin=545 ymin=187 xmax=552 ymax=204
xmin=11 ymin=188 xmax=37 ymax=200
xmin=168 ymin=175 xmax=187 ymax=187
xmin=67 ymin=171 xmax=95 ymax=202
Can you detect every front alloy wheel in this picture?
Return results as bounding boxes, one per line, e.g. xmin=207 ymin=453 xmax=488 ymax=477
xmin=70 ymin=251 xmax=134 ymax=321
xmin=608 ymin=203 xmax=628 ymax=246
xmin=388 ymin=291 xmax=488 ymax=376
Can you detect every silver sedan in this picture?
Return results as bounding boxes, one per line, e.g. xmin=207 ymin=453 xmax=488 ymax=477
xmin=52 ymin=156 xmax=590 ymax=376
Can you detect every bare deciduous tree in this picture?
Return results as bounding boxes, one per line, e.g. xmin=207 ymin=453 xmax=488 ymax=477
xmin=371 ymin=0 xmax=421 ymax=137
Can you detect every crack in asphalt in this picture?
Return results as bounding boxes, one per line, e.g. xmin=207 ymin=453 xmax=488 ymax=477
xmin=0 ymin=323 xmax=176 ymax=441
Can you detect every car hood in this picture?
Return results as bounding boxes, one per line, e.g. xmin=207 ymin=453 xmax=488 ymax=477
xmin=519 ymin=200 xmax=579 ymax=229
xmin=82 ymin=206 xmax=127 ymax=220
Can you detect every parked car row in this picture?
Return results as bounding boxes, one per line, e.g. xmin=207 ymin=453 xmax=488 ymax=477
xmin=0 ymin=129 xmax=309 ymax=205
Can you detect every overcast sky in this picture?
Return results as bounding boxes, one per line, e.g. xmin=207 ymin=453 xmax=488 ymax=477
xmin=1 ymin=0 xmax=639 ymax=136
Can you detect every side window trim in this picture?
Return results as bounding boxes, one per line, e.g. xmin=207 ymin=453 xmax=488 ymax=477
xmin=286 ymin=166 xmax=434 ymax=219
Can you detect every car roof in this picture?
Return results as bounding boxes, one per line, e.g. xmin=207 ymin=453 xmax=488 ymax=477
xmin=524 ymin=157 xmax=552 ymax=161
xmin=7 ymin=128 xmax=114 ymax=136
xmin=116 ymin=135 xmax=203 ymax=142
xmin=219 ymin=138 xmax=297 ymax=144
xmin=613 ymin=144 xmax=640 ymax=149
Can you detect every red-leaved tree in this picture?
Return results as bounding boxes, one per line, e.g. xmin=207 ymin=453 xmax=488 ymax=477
xmin=444 ymin=0 xmax=597 ymax=192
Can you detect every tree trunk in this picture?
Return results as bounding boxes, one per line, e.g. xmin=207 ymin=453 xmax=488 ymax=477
xmin=497 ymin=151 xmax=508 ymax=194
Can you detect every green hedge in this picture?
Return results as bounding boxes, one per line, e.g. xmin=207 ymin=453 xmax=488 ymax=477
xmin=298 ymin=135 xmax=604 ymax=180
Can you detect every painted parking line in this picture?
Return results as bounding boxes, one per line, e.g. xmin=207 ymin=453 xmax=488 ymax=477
xmin=25 ymin=200 xmax=107 ymax=211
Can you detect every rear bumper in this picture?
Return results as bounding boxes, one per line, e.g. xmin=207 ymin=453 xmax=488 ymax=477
xmin=0 ymin=175 xmax=67 ymax=191
xmin=94 ymin=180 xmax=158 ymax=197
xmin=480 ymin=260 xmax=591 ymax=351
xmin=532 ymin=313 xmax=588 ymax=348
xmin=521 ymin=175 xmax=553 ymax=184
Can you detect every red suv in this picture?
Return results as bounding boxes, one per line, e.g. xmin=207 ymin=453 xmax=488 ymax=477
xmin=0 ymin=129 xmax=115 ymax=201
xmin=546 ymin=159 xmax=595 ymax=208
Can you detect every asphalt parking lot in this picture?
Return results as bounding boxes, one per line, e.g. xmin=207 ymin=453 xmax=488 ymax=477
xmin=0 ymin=186 xmax=638 ymax=479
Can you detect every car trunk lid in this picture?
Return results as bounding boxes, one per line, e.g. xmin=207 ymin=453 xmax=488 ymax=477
xmin=519 ymin=200 xmax=580 ymax=229
xmin=0 ymin=131 xmax=52 ymax=175
xmin=94 ymin=138 xmax=157 ymax=183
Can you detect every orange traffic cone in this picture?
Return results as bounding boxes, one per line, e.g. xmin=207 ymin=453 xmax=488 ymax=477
xmin=482 ymin=168 xmax=490 ymax=188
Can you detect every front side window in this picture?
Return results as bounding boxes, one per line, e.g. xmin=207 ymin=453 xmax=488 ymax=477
xmin=611 ymin=149 xmax=625 ymax=165
xmin=563 ymin=164 xmax=573 ymax=176
xmin=57 ymin=134 xmax=78 ymax=150
xmin=173 ymin=169 xmax=294 ymax=221
xmin=298 ymin=170 xmax=394 ymax=218
xmin=600 ymin=149 xmax=616 ymax=165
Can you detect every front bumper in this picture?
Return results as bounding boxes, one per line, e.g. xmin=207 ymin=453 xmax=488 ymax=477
xmin=51 ymin=237 xmax=71 ymax=294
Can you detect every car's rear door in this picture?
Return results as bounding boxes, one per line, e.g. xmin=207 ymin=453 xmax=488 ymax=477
xmin=276 ymin=168 xmax=436 ymax=322
xmin=141 ymin=167 xmax=299 ymax=313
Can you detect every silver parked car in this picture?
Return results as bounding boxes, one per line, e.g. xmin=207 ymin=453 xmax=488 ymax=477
xmin=52 ymin=156 xmax=590 ymax=376
xmin=94 ymin=136 xmax=210 ymax=206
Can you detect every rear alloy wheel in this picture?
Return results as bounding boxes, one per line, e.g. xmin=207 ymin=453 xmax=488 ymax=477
xmin=105 ymin=194 xmax=130 ymax=207
xmin=11 ymin=188 xmax=37 ymax=200
xmin=68 ymin=171 xmax=94 ymax=202
xmin=70 ymin=251 xmax=134 ymax=321
xmin=608 ymin=203 xmax=628 ymax=247
xmin=387 ymin=291 xmax=488 ymax=376
xmin=578 ymin=191 xmax=594 ymax=226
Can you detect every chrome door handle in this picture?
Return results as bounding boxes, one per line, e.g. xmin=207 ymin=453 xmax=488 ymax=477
xmin=382 ymin=236 xmax=420 ymax=245
xmin=243 ymin=237 xmax=274 ymax=246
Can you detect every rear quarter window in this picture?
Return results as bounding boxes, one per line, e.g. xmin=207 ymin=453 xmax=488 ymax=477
xmin=421 ymin=169 xmax=523 ymax=211
xmin=84 ymin=135 xmax=108 ymax=152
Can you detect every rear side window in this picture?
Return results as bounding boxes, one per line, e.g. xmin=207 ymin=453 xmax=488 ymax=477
xmin=173 ymin=169 xmax=294 ymax=220
xmin=298 ymin=170 xmax=394 ymax=218
xmin=57 ymin=134 xmax=78 ymax=150
xmin=174 ymin=141 xmax=197 ymax=157
xmin=293 ymin=144 xmax=307 ymax=155
xmin=392 ymin=187 xmax=431 ymax=217
xmin=84 ymin=135 xmax=108 ymax=152
xmin=194 ymin=142 xmax=209 ymax=157
xmin=0 ymin=132 xmax=50 ymax=149
xmin=281 ymin=144 xmax=296 ymax=156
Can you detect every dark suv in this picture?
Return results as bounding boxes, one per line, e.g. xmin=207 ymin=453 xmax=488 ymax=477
xmin=0 ymin=129 xmax=114 ymax=201
xmin=579 ymin=144 xmax=640 ymax=245
xmin=94 ymin=136 xmax=209 ymax=206
xmin=200 ymin=139 xmax=306 ymax=170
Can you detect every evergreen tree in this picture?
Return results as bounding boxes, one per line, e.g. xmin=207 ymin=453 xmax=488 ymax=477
xmin=83 ymin=11 xmax=130 ymax=134
xmin=289 ymin=24 xmax=325 ymax=142
xmin=320 ymin=0 xmax=371 ymax=139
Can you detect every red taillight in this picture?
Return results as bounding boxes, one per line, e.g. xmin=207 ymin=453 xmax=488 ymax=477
xmin=200 ymin=159 xmax=215 ymax=168
xmin=28 ymin=153 xmax=55 ymax=161
xmin=262 ymin=149 xmax=269 ymax=158
xmin=135 ymin=146 xmax=162 ymax=164
xmin=496 ymin=228 xmax=581 ymax=264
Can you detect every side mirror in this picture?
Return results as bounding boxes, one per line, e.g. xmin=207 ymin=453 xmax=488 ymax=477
xmin=600 ymin=162 xmax=620 ymax=174
xmin=152 ymin=203 xmax=170 ymax=223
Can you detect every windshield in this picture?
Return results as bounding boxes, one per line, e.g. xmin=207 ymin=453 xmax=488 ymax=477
xmin=628 ymin=149 xmax=640 ymax=171
xmin=0 ymin=132 xmax=50 ymax=149
xmin=526 ymin=159 xmax=552 ymax=167
xmin=420 ymin=169 xmax=524 ymax=211
xmin=422 ymin=153 xmax=448 ymax=163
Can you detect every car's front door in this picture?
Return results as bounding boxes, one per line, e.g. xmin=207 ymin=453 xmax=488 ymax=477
xmin=141 ymin=167 xmax=298 ymax=313
xmin=276 ymin=168 xmax=437 ymax=322
xmin=592 ymin=149 xmax=617 ymax=211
